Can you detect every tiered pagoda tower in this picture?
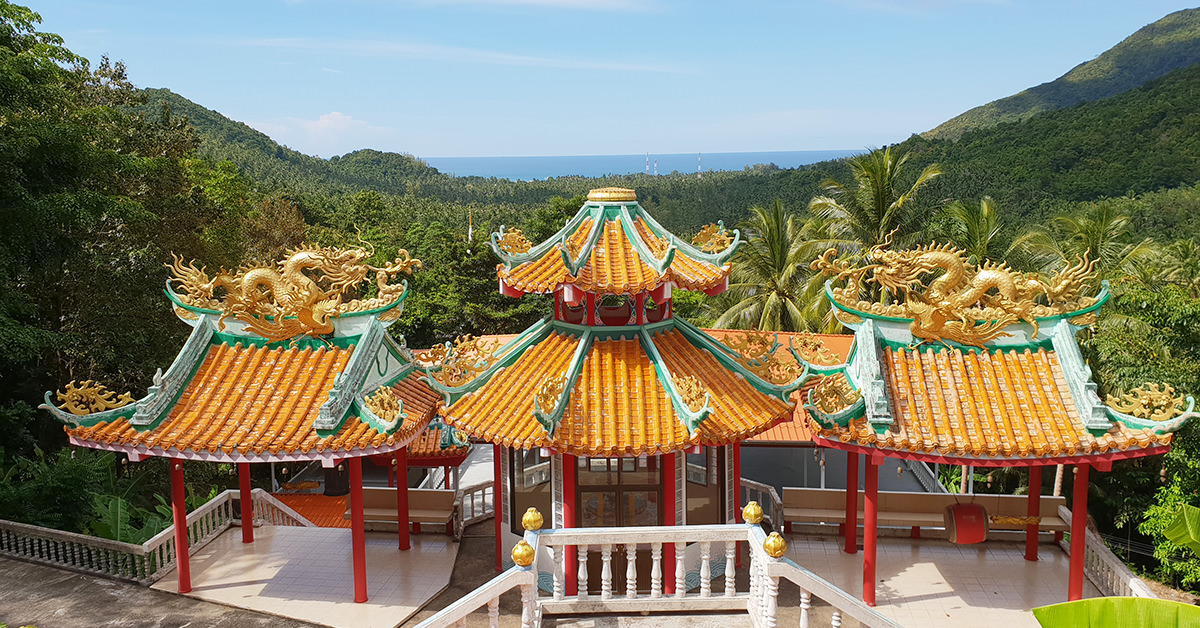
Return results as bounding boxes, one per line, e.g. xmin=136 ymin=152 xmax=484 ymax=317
xmin=423 ymin=187 xmax=828 ymax=593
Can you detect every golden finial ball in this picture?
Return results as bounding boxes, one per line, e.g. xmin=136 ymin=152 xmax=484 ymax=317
xmin=522 ymin=507 xmax=544 ymax=531
xmin=763 ymin=532 xmax=787 ymax=558
xmin=512 ymin=539 xmax=535 ymax=567
xmin=742 ymin=501 xmax=764 ymax=525
xmin=587 ymin=187 xmax=637 ymax=202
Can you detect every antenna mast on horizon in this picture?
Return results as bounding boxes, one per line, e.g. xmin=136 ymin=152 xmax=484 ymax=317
xmin=645 ymin=152 xmax=650 ymax=175
xmin=698 ymin=152 xmax=702 ymax=179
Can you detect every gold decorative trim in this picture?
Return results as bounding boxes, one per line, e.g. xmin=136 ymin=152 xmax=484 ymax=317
xmin=812 ymin=373 xmax=861 ymax=414
xmin=535 ymin=375 xmax=567 ymax=414
xmin=168 ymin=245 xmax=421 ymax=343
xmin=173 ymin=305 xmax=198 ymax=321
xmin=792 ymin=331 xmax=841 ymax=366
xmin=811 ymin=238 xmax=1098 ymax=346
xmin=725 ymin=330 xmax=801 ymax=385
xmin=1107 ymin=383 xmax=1187 ymax=421
xmin=673 ymin=374 xmax=706 ymax=412
xmin=498 ymin=228 xmax=532 ymax=255
xmin=587 ymin=187 xmax=637 ymax=202
xmin=990 ymin=515 xmax=1041 ymax=526
xmin=692 ymin=223 xmax=733 ymax=253
xmin=55 ymin=380 xmax=136 ymax=415
xmin=427 ymin=335 xmax=498 ymax=387
xmin=364 ymin=387 xmax=402 ymax=425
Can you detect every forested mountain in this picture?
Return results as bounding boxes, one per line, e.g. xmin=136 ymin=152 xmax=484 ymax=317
xmin=924 ymin=7 xmax=1200 ymax=140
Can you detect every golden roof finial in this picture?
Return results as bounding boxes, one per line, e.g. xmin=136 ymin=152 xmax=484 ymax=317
xmin=54 ymin=380 xmax=135 ymax=415
xmin=1107 ymin=383 xmax=1188 ymax=421
xmin=587 ymin=187 xmax=637 ymax=202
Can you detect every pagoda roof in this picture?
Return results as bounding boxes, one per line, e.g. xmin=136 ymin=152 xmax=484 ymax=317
xmin=42 ymin=245 xmax=436 ymax=464
xmin=421 ymin=319 xmax=839 ymax=457
xmin=491 ymin=188 xmax=739 ymax=297
xmin=406 ymin=418 xmax=471 ymax=465
xmin=801 ymin=242 xmax=1198 ymax=466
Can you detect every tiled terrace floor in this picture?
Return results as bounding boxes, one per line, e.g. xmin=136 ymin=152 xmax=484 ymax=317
xmin=785 ymin=534 xmax=1100 ymax=628
xmin=153 ymin=526 xmax=456 ymax=628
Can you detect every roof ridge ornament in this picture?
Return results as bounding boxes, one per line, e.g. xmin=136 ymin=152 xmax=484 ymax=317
xmin=812 ymin=237 xmax=1099 ymax=347
xmin=587 ymin=187 xmax=637 ymax=202
xmin=167 ymin=244 xmax=421 ymax=343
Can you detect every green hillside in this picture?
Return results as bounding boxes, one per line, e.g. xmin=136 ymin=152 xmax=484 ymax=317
xmin=925 ymin=7 xmax=1200 ymax=140
xmin=138 ymin=88 xmax=444 ymax=195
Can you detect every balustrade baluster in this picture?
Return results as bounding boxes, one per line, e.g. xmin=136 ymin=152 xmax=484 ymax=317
xmin=552 ymin=545 xmax=564 ymax=600
xmin=830 ymin=610 xmax=842 ymax=627
xmin=520 ymin=583 xmax=535 ymax=628
xmin=650 ymin=542 xmax=662 ymax=598
xmin=724 ymin=542 xmax=735 ymax=597
xmin=601 ymin=544 xmax=613 ymax=600
xmin=700 ymin=541 xmax=712 ymax=598
xmin=799 ymin=588 xmax=811 ymax=628
xmin=455 ymin=619 xmax=466 ymax=628
xmin=577 ymin=546 xmax=589 ymax=600
xmin=625 ymin=545 xmax=637 ymax=598
xmin=763 ymin=576 xmax=779 ymax=628
xmin=675 ymin=542 xmax=685 ymax=598
xmin=488 ymin=596 xmax=500 ymax=628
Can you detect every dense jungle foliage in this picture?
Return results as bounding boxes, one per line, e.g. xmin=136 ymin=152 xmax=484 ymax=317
xmin=2 ymin=0 xmax=1200 ymax=593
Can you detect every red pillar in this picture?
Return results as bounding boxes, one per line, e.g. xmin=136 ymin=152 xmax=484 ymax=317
xmin=397 ymin=448 xmax=411 ymax=551
xmin=1068 ymin=463 xmax=1090 ymax=601
xmin=663 ymin=451 xmax=677 ymax=595
xmin=494 ymin=444 xmax=503 ymax=572
xmin=349 ymin=458 xmax=368 ymax=603
xmin=238 ymin=462 xmax=254 ymax=544
xmin=563 ymin=454 xmax=578 ymax=595
xmin=1026 ymin=465 xmax=1042 ymax=562
xmin=733 ymin=444 xmax=743 ymax=569
xmin=844 ymin=451 xmax=859 ymax=554
xmin=863 ymin=458 xmax=879 ymax=607
xmin=170 ymin=460 xmax=191 ymax=594
xmin=635 ymin=293 xmax=646 ymax=325
xmin=585 ymin=293 xmax=597 ymax=326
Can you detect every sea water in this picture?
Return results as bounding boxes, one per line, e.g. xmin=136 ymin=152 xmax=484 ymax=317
xmin=421 ymin=150 xmax=856 ymax=181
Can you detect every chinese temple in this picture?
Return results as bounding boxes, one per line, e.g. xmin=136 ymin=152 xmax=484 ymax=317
xmin=40 ymin=245 xmax=436 ymax=603
xmin=798 ymin=241 xmax=1199 ymax=605
xmin=422 ymin=187 xmax=829 ymax=592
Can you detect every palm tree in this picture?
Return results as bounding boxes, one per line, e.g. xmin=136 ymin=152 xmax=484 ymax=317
xmin=1163 ymin=239 xmax=1200 ymax=297
xmin=1013 ymin=198 xmax=1156 ymax=281
xmin=942 ymin=196 xmax=1002 ymax=265
xmin=712 ymin=200 xmax=839 ymax=332
xmin=808 ymin=146 xmax=942 ymax=252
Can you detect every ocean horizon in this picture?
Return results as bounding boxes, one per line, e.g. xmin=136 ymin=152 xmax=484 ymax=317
xmin=421 ymin=149 xmax=857 ymax=181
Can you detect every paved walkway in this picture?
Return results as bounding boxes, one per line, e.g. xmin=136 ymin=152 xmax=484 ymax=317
xmin=0 ymin=555 xmax=321 ymax=628
xmin=154 ymin=526 xmax=456 ymax=628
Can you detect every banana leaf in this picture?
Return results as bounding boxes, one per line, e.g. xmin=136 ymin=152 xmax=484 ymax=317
xmin=1032 ymin=597 xmax=1200 ymax=627
xmin=1165 ymin=504 xmax=1200 ymax=556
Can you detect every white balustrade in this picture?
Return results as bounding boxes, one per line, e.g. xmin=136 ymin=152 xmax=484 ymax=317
xmin=700 ymin=541 xmax=712 ymax=597
xmin=457 ymin=481 xmax=495 ymax=526
xmin=625 ymin=545 xmax=638 ymax=598
xmin=1058 ymin=506 xmax=1157 ymax=598
xmin=577 ymin=546 xmax=589 ymax=600
xmin=650 ymin=542 xmax=663 ymax=598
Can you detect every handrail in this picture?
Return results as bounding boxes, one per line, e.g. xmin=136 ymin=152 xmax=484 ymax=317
xmin=906 ymin=459 xmax=948 ymax=494
xmin=0 ymin=489 xmax=239 ymax=585
xmin=412 ymin=531 xmax=541 ymax=628
xmin=249 ymin=489 xmax=315 ymax=527
xmin=740 ymin=478 xmax=784 ymax=527
xmin=1058 ymin=506 xmax=1157 ymax=598
xmin=457 ymin=480 xmax=495 ymax=527
xmin=746 ymin=526 xmax=903 ymax=628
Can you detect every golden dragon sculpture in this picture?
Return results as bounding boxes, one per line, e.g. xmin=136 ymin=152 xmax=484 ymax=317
xmin=812 ymin=236 xmax=1098 ymax=346
xmin=167 ymin=244 xmax=421 ymax=342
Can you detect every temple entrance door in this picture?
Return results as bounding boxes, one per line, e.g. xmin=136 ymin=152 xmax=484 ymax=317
xmin=577 ymin=457 xmax=663 ymax=594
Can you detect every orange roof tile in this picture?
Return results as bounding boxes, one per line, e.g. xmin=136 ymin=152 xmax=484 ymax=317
xmin=66 ymin=342 xmax=437 ymax=459
xmin=809 ymin=345 xmax=1173 ymax=460
xmin=271 ymin=493 xmax=349 ymax=528
xmin=497 ymin=217 xmax=728 ymax=296
xmin=443 ymin=328 xmax=793 ymax=457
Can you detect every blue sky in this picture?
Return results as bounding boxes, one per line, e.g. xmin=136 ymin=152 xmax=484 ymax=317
xmin=33 ymin=0 xmax=1199 ymax=158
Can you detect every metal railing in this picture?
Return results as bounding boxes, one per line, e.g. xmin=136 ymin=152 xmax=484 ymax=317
xmin=0 ymin=488 xmax=311 ymax=585
xmin=414 ymin=521 xmax=898 ymax=628
xmin=905 ymin=459 xmax=948 ymax=494
xmin=1058 ymin=506 xmax=1157 ymax=598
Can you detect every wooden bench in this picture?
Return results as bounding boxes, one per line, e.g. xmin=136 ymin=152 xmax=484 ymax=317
xmin=781 ymin=487 xmax=1068 ymax=537
xmin=344 ymin=487 xmax=462 ymax=539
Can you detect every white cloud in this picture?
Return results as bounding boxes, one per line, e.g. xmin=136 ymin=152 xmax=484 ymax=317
xmin=235 ymin=37 xmax=688 ymax=74
xmin=245 ymin=112 xmax=398 ymax=158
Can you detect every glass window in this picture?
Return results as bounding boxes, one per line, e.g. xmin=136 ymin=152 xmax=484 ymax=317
xmin=577 ymin=456 xmax=663 ymax=527
xmin=510 ymin=449 xmax=551 ymax=535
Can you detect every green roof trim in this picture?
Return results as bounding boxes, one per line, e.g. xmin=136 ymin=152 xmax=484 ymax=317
xmin=424 ymin=317 xmax=558 ymax=405
xmin=640 ymin=327 xmax=712 ymax=433
xmin=532 ymin=329 xmax=594 ymax=435
xmin=671 ymin=318 xmax=809 ymax=401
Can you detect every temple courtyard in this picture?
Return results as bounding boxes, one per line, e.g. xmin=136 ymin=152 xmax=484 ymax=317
xmin=28 ymin=521 xmax=1095 ymax=628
